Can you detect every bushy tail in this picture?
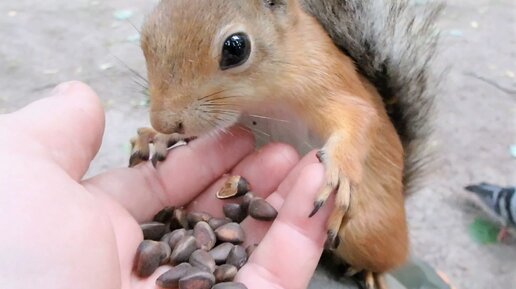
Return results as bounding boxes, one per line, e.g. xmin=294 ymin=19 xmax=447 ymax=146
xmin=302 ymin=0 xmax=444 ymax=194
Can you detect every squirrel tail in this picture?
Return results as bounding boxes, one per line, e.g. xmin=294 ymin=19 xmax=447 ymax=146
xmin=303 ymin=0 xmax=444 ymax=195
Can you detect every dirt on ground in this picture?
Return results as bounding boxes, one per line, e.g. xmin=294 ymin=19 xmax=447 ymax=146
xmin=1 ymin=1 xmax=515 ymax=289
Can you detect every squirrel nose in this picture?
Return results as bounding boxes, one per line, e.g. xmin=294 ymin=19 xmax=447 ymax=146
xmin=151 ymin=113 xmax=185 ymax=134
xmin=173 ymin=122 xmax=185 ymax=134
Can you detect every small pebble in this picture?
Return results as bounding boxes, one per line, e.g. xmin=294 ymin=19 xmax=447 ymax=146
xmin=448 ymin=29 xmax=464 ymax=37
xmin=157 ymin=263 xmax=192 ymax=288
xmin=510 ymin=145 xmax=516 ymax=158
xmin=99 ymin=63 xmax=114 ymax=71
xmin=209 ymin=243 xmax=235 ymax=265
xmin=215 ymin=223 xmax=246 ymax=244
xmin=127 ymin=34 xmax=141 ymax=43
xmin=214 ymin=265 xmax=238 ymax=283
xmin=189 ymin=249 xmax=216 ymax=273
xmin=113 ymin=9 xmax=134 ymax=20
xmin=226 ymin=246 xmax=248 ymax=269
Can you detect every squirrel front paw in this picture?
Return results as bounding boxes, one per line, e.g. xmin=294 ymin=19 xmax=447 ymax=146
xmin=129 ymin=127 xmax=195 ymax=168
xmin=310 ymin=140 xmax=364 ymax=250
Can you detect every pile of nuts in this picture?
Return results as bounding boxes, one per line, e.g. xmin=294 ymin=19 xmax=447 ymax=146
xmin=133 ymin=176 xmax=278 ymax=289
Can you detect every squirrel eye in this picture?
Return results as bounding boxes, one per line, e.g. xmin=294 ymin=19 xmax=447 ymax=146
xmin=220 ymin=33 xmax=251 ymax=70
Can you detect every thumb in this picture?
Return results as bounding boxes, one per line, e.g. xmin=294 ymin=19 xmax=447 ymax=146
xmin=2 ymin=81 xmax=105 ymax=180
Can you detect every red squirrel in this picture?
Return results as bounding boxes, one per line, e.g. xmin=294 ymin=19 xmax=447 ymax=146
xmin=129 ymin=0 xmax=443 ymax=288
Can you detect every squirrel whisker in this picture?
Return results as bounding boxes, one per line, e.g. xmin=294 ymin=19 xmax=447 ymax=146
xmin=111 ymin=54 xmax=149 ymax=85
xmin=198 ymin=89 xmax=232 ymax=101
xmin=247 ymin=114 xmax=290 ymax=124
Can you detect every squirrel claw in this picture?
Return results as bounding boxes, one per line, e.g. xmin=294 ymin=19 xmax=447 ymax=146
xmin=128 ymin=127 xmax=192 ymax=168
xmin=129 ymin=151 xmax=149 ymax=168
xmin=324 ymin=230 xmax=340 ymax=250
xmin=364 ymin=271 xmax=387 ymax=289
xmin=309 ymin=200 xmax=324 ymax=218
xmin=151 ymin=151 xmax=167 ymax=168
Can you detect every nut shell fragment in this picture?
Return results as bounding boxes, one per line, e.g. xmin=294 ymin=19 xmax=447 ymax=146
xmin=216 ymin=176 xmax=250 ymax=199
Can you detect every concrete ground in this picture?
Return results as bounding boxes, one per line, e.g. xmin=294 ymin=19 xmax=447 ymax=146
xmin=0 ymin=0 xmax=515 ymax=289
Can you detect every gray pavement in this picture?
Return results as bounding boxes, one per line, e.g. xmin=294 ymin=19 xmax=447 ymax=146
xmin=1 ymin=1 xmax=515 ymax=289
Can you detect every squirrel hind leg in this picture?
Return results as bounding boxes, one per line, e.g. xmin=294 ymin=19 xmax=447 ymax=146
xmin=364 ymin=271 xmax=388 ymax=289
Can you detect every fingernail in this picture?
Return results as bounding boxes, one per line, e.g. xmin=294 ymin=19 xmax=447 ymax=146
xmin=50 ymin=81 xmax=73 ymax=96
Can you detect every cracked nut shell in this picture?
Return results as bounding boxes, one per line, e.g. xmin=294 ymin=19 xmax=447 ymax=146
xmin=216 ymin=176 xmax=250 ymax=199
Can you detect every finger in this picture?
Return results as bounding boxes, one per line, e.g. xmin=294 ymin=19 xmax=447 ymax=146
xmin=236 ymin=164 xmax=333 ymax=289
xmin=186 ymin=143 xmax=300 ymax=217
xmin=83 ymin=126 xmax=255 ymax=222
xmin=2 ymin=81 xmax=105 ymax=180
xmin=240 ymin=150 xmax=320 ymax=246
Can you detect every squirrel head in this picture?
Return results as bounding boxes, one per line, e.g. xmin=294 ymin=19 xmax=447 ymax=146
xmin=141 ymin=0 xmax=300 ymax=136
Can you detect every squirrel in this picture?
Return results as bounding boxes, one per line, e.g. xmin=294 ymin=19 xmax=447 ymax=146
xmin=128 ymin=0 xmax=443 ymax=288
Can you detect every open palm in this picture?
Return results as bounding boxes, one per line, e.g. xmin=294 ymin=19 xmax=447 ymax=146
xmin=0 ymin=82 xmax=333 ymax=289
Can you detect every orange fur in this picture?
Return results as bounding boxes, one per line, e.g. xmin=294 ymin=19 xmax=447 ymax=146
xmin=138 ymin=0 xmax=409 ymax=280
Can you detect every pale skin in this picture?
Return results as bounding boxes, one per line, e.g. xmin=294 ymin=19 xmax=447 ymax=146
xmin=0 ymin=81 xmax=335 ymax=289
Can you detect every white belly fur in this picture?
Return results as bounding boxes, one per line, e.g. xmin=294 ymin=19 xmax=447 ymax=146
xmin=237 ymin=103 xmax=324 ymax=156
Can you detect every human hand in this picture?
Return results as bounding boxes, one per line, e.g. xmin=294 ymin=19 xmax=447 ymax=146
xmin=0 ymin=81 xmax=333 ymax=289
